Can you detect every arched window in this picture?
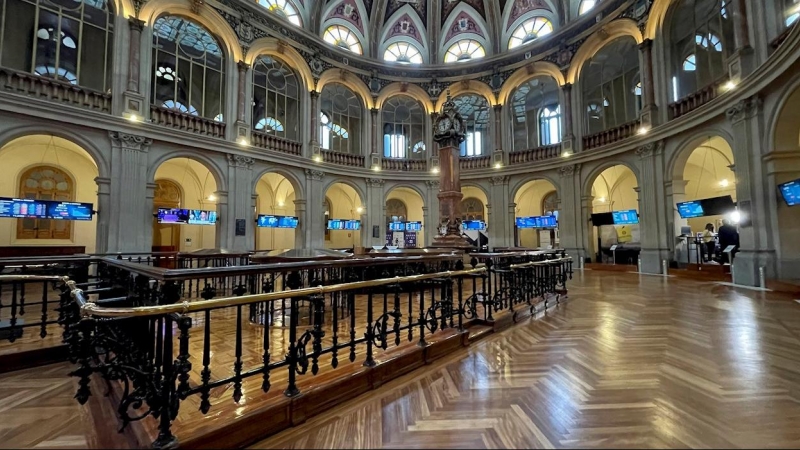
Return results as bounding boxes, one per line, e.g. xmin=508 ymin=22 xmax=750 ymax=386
xmin=257 ymin=0 xmax=302 ymax=26
xmin=510 ymin=76 xmax=561 ymax=151
xmin=323 ymin=25 xmax=363 ymax=54
xmin=443 ymin=39 xmax=485 ymax=63
xmin=461 ymin=197 xmax=484 ymax=221
xmin=0 ymin=0 xmax=114 ymax=92
xmin=785 ymin=0 xmax=800 ymax=26
xmin=252 ymin=55 xmax=300 ymax=141
xmin=581 ymin=37 xmax=640 ymax=135
xmin=508 ymin=17 xmax=553 ymax=49
xmin=668 ymin=0 xmax=734 ymax=102
xmin=385 ymin=198 xmax=407 ymax=223
xmin=320 ymin=83 xmax=363 ymax=154
xmin=579 ymin=0 xmax=597 ymax=15
xmin=17 ymin=165 xmax=74 ymax=239
xmin=382 ymin=96 xmax=425 ymax=159
xmin=451 ymin=94 xmax=490 ymax=157
xmin=383 ymin=42 xmax=423 ymax=64
xmin=152 ymin=16 xmax=225 ymax=121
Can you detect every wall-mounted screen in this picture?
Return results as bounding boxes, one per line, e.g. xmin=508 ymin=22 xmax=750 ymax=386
xmin=677 ymin=201 xmax=705 ymax=218
xmin=0 ymin=197 xmax=49 ymax=218
xmin=463 ymin=220 xmax=486 ymax=231
xmin=405 ymin=221 xmax=422 ymax=232
xmin=516 ymin=216 xmax=558 ymax=228
xmin=388 ymin=221 xmax=405 ymax=231
xmin=701 ymin=195 xmax=736 ymax=216
xmin=257 ymin=215 xmax=279 ymax=228
xmin=187 ymin=209 xmax=217 ymax=225
xmin=612 ymin=210 xmax=639 ymax=225
xmin=47 ymin=201 xmax=94 ymax=221
xmin=277 ymin=216 xmax=298 ymax=228
xmin=157 ymin=208 xmax=188 ymax=224
xmin=344 ymin=220 xmax=361 ymax=230
xmin=591 ymin=212 xmax=614 ymax=226
xmin=779 ymin=179 xmax=800 ymax=206
xmin=327 ymin=219 xmax=345 ymax=230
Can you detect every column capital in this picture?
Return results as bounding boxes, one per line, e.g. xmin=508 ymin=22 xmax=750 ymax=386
xmin=559 ymin=163 xmax=580 ymax=178
xmin=237 ymin=60 xmax=250 ymax=72
xmin=227 ymin=154 xmax=254 ymax=169
xmin=726 ymin=96 xmax=762 ymax=124
xmin=635 ymin=140 xmax=664 ymax=159
xmin=492 ymin=103 xmax=503 ymax=112
xmin=638 ymin=38 xmax=653 ymax=52
xmin=305 ymin=169 xmax=325 ymax=181
xmin=128 ymin=17 xmax=145 ymax=31
xmin=490 ymin=175 xmax=509 ymax=186
xmin=365 ymin=177 xmax=384 ymax=187
xmin=425 ymin=179 xmax=440 ymax=189
xmin=310 ymin=90 xmax=320 ymax=100
xmin=561 ymin=82 xmax=573 ymax=92
xmin=109 ymin=131 xmax=151 ymax=151
xmin=94 ymin=176 xmax=112 ymax=187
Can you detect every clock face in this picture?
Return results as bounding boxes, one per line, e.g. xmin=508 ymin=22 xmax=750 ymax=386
xmin=437 ymin=117 xmax=452 ymax=133
xmin=453 ymin=117 xmax=462 ymax=132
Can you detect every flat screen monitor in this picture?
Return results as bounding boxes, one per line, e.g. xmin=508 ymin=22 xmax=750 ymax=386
xmin=187 ymin=209 xmax=217 ymax=225
xmin=405 ymin=221 xmax=422 ymax=232
xmin=344 ymin=220 xmax=361 ymax=230
xmin=463 ymin=220 xmax=486 ymax=231
xmin=47 ymin=201 xmax=94 ymax=221
xmin=327 ymin=219 xmax=345 ymax=230
xmin=388 ymin=221 xmax=405 ymax=232
xmin=677 ymin=201 xmax=705 ymax=219
xmin=0 ymin=197 xmax=49 ymax=218
xmin=701 ymin=195 xmax=736 ymax=216
xmin=276 ymin=216 xmax=298 ymax=228
xmin=778 ymin=179 xmax=800 ymax=206
xmin=257 ymin=215 xmax=279 ymax=228
xmin=612 ymin=210 xmax=639 ymax=225
xmin=517 ymin=216 xmax=558 ymax=229
xmin=157 ymin=208 xmax=188 ymax=224
xmin=591 ymin=212 xmax=614 ymax=226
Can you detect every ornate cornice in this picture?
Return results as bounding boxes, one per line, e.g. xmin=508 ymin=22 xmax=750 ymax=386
xmin=108 ymin=131 xmax=151 ymax=151
xmin=490 ymin=175 xmax=509 ymax=186
xmin=305 ymin=169 xmax=325 ymax=181
xmin=425 ymin=180 xmax=440 ymax=189
xmin=227 ymin=154 xmax=254 ymax=168
xmin=559 ymin=164 xmax=580 ymax=178
xmin=365 ymin=178 xmax=384 ymax=187
xmin=635 ymin=141 xmax=664 ymax=158
xmin=726 ymin=95 xmax=762 ymax=124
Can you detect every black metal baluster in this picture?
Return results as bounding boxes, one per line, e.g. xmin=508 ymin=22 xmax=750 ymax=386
xmin=262 ymin=298 xmax=271 ymax=392
xmin=39 ymin=281 xmax=48 ymax=338
xmin=348 ymin=292 xmax=356 ymax=362
xmin=448 ymin=279 xmax=455 ymax=329
xmin=407 ymin=289 xmax=414 ymax=342
xmin=364 ymin=292 xmax=375 ymax=367
xmin=332 ymin=292 xmax=339 ymax=368
xmin=418 ymin=287 xmax=426 ymax=347
xmin=310 ymin=294 xmax=324 ymax=375
xmin=457 ymin=276 xmax=464 ymax=331
xmin=199 ymin=310 xmax=212 ymax=413
xmin=233 ymin=305 xmax=243 ymax=403
xmin=176 ymin=316 xmax=192 ymax=399
xmin=393 ymin=285 xmax=401 ymax=346
xmin=8 ymin=283 xmax=18 ymax=342
xmin=284 ymin=298 xmax=300 ymax=397
xmin=19 ymin=282 xmax=25 ymax=316
xmin=153 ymin=315 xmax=177 ymax=449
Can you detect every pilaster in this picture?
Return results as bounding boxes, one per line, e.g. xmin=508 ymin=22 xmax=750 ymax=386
xmin=369 ymin=108 xmax=380 ymax=169
xmin=557 ymin=164 xmax=585 ymax=259
xmin=365 ymin=178 xmax=385 ymax=247
xmin=488 ymin=176 xmax=511 ymax=249
xmin=309 ymin=91 xmax=321 ymax=160
xmin=636 ymin=141 xmax=670 ymax=274
xmin=492 ymin=104 xmax=504 ymax=167
xmin=235 ymin=61 xmax=250 ymax=144
xmin=425 ymin=180 xmax=441 ymax=243
xmin=664 ymin=179 xmax=690 ymax=264
xmin=305 ymin=169 xmax=326 ymax=248
xmin=220 ymin=154 xmax=255 ymax=251
xmin=638 ymin=39 xmax=659 ymax=128
xmin=122 ymin=17 xmax=146 ymax=119
xmin=561 ymin=83 xmax=575 ymax=155
xmin=94 ymin=177 xmax=111 ymax=254
xmin=107 ymin=131 xmax=152 ymax=252
xmin=728 ymin=0 xmax=756 ymax=81
xmin=293 ymin=199 xmax=307 ymax=249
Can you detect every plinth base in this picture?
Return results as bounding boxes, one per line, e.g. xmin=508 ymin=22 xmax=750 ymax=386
xmin=429 ymin=235 xmax=474 ymax=250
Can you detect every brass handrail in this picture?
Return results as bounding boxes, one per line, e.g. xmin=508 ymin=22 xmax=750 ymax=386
xmin=78 ymin=267 xmax=487 ymax=319
xmin=0 ymin=275 xmax=71 ymax=283
xmin=509 ymin=257 xmax=572 ymax=270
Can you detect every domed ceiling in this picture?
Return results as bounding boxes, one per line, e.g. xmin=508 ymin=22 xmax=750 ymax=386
xmin=263 ymin=0 xmax=597 ymax=64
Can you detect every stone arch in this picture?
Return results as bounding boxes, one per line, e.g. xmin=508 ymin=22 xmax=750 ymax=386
xmin=582 ymin=160 xmax=641 ymax=198
xmin=511 ymin=175 xmax=561 ymax=203
xmin=139 ymin=1 xmax=243 ymax=63
xmin=0 ymin=128 xmax=109 ymax=179
xmin=645 ymin=0 xmax=674 ymax=40
xmin=567 ymin=19 xmax=644 ymax=84
xmin=502 ymin=7 xmax=560 ymax=49
xmin=667 ymin=127 xmax=736 ymax=181
xmin=384 ymin=183 xmax=426 ymax=203
xmin=317 ymin=68 xmax=374 ymax=108
xmin=322 ymin=178 xmax=366 ymax=207
xmin=441 ymin=80 xmax=496 ymax=110
xmin=375 ymin=84 xmax=434 ymax=114
xmin=147 ymin=151 xmax=227 ymax=193
xmin=245 ymin=38 xmax=316 ymax=91
xmin=252 ymin=167 xmax=306 ymax=202
xmin=769 ymin=72 xmax=800 ymax=153
xmin=499 ymin=62 xmax=566 ymax=106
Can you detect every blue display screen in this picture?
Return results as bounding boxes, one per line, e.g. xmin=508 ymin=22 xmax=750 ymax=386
xmin=779 ymin=179 xmax=800 ymax=206
xmin=677 ymin=201 xmax=705 ymax=218
xmin=0 ymin=197 xmax=49 ymax=218
xmin=257 ymin=215 xmax=298 ymax=228
xmin=516 ymin=216 xmax=557 ymax=228
xmin=327 ymin=219 xmax=345 ymax=230
xmin=47 ymin=201 xmax=93 ymax=221
xmin=612 ymin=210 xmax=639 ymax=225
xmin=463 ymin=220 xmax=486 ymax=231
xmin=405 ymin=221 xmax=422 ymax=232
xmin=344 ymin=220 xmax=361 ymax=230
xmin=328 ymin=219 xmax=360 ymax=230
xmin=157 ymin=208 xmax=187 ymax=224
xmin=388 ymin=222 xmax=405 ymax=231
xmin=277 ymin=216 xmax=298 ymax=228
xmin=187 ymin=209 xmax=217 ymax=225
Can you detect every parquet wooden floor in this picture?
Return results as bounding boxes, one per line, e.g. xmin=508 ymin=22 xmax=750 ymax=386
xmin=252 ymin=271 xmax=800 ymax=449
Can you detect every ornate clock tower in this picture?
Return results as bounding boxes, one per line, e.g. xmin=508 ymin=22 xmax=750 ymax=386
xmin=430 ymin=93 xmax=472 ymax=249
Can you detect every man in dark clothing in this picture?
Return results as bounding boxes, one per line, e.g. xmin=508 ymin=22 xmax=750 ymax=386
xmin=717 ymin=219 xmax=739 ymax=264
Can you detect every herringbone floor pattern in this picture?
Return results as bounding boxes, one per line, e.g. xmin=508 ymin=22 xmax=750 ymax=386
xmin=252 ymin=271 xmax=800 ymax=449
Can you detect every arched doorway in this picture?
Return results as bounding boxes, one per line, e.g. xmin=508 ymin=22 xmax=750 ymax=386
xmin=589 ymin=165 xmax=640 ymax=263
xmin=514 ymin=179 xmax=559 ymax=248
xmin=385 ymin=187 xmax=425 ymax=248
xmin=323 ymin=182 xmax=363 ymax=250
xmin=254 ymin=172 xmax=297 ymax=250
xmin=0 ymin=135 xmax=99 ymax=253
xmin=153 ymin=157 xmax=218 ymax=252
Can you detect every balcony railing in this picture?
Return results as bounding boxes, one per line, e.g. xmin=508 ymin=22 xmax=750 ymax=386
xmin=0 ymin=67 xmax=111 ymax=113
xmin=582 ymin=120 xmax=641 ymax=150
xmin=508 ymin=144 xmax=562 ymax=164
xmin=252 ymin=131 xmax=302 ymax=156
xmin=149 ymin=105 xmax=226 ymax=139
xmin=668 ymin=78 xmax=727 ymax=120
xmin=321 ymin=150 xmax=365 ymax=167
xmin=460 ymin=155 xmax=492 ymax=170
xmin=381 ymin=158 xmax=428 ymax=172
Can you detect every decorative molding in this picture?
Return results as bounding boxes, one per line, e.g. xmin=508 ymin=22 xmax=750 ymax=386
xmin=726 ymin=95 xmax=762 ymax=124
xmin=489 ymin=175 xmax=509 ymax=186
xmin=635 ymin=140 xmax=664 ymax=158
xmin=108 ymin=131 xmax=151 ymax=151
xmin=365 ymin=177 xmax=385 ymax=187
xmin=227 ymin=154 xmax=255 ymax=168
xmin=425 ymin=180 xmax=441 ymax=189
xmin=559 ymin=164 xmax=580 ymax=177
xmin=305 ymin=169 xmax=325 ymax=181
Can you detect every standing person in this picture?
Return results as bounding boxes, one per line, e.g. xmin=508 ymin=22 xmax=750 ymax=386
xmin=701 ymin=223 xmax=715 ymax=262
xmin=717 ymin=219 xmax=739 ymax=264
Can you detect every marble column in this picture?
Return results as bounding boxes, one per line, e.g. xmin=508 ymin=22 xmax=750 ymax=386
xmin=365 ymin=178 xmax=385 ymax=247
xmin=94 ymin=177 xmax=111 ymax=254
xmin=636 ymin=142 xmax=671 ymax=274
xmin=144 ymin=182 xmax=157 ymax=252
xmin=106 ymin=132 xmax=152 ymax=252
xmin=561 ymin=84 xmax=575 ymax=154
xmin=488 ymin=176 xmax=512 ymax=249
xmin=219 ymin=155 xmax=255 ymax=251
xmin=429 ymin=112 xmax=440 ymax=169
xmin=492 ymin=104 xmax=504 ymax=166
xmin=234 ymin=61 xmax=250 ymax=143
xmin=424 ymin=180 xmax=441 ymax=244
xmin=638 ymin=39 xmax=658 ymax=127
xmin=309 ymin=91 xmax=320 ymax=159
xmin=304 ymin=169 xmax=326 ymax=248
xmin=557 ymin=164 xmax=585 ymax=259
xmin=422 ymin=206 xmax=431 ymax=247
xmin=580 ymin=195 xmax=595 ymax=261
xmin=370 ymin=108 xmax=380 ymax=169
xmin=213 ymin=190 xmax=230 ymax=249
xmin=726 ymin=96 xmax=776 ymax=285
xmin=293 ymin=199 xmax=307 ymax=249
xmin=665 ymin=179 xmax=690 ymax=264
xmin=729 ymin=0 xmax=755 ymax=80
xmin=122 ymin=18 xmax=146 ymax=117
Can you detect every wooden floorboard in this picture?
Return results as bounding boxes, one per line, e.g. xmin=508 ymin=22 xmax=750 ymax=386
xmin=4 ymin=271 xmax=800 ymax=448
